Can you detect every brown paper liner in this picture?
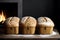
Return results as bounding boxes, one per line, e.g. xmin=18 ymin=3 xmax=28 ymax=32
xmin=23 ymin=27 xmax=35 ymax=34
xmin=5 ymin=27 xmax=19 ymax=34
xmin=19 ymin=23 xmax=36 ymax=34
xmin=38 ymin=25 xmax=53 ymax=34
xmin=20 ymin=26 xmax=35 ymax=34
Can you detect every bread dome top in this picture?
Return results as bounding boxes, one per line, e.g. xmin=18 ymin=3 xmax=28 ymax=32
xmin=38 ymin=17 xmax=54 ymax=27
xmin=21 ymin=16 xmax=37 ymax=27
xmin=4 ymin=17 xmax=20 ymax=27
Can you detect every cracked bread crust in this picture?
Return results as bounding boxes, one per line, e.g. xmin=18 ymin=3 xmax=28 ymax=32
xmin=38 ymin=17 xmax=54 ymax=27
xmin=4 ymin=17 xmax=20 ymax=27
xmin=21 ymin=16 xmax=37 ymax=27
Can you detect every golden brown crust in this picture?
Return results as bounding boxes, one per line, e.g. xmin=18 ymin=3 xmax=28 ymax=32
xmin=38 ymin=17 xmax=54 ymax=27
xmin=4 ymin=17 xmax=20 ymax=27
xmin=21 ymin=16 xmax=37 ymax=27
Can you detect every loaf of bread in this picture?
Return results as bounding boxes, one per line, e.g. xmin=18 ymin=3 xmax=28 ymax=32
xmin=4 ymin=17 xmax=20 ymax=34
xmin=20 ymin=16 xmax=37 ymax=34
xmin=37 ymin=17 xmax=54 ymax=34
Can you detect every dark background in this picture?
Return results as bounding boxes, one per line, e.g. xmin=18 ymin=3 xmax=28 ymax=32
xmin=0 ymin=3 xmax=17 ymax=18
xmin=23 ymin=0 xmax=60 ymax=33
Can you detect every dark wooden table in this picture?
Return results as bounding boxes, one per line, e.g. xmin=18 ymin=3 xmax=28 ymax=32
xmin=0 ymin=34 xmax=60 ymax=38
xmin=0 ymin=34 xmax=60 ymax=40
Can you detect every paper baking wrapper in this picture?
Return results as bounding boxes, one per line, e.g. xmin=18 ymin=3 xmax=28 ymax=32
xmin=38 ymin=25 xmax=54 ymax=34
xmin=6 ymin=27 xmax=19 ymax=34
xmin=22 ymin=27 xmax=36 ymax=34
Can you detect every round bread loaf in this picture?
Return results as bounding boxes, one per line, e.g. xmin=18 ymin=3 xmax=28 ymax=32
xmin=37 ymin=17 xmax=55 ymax=34
xmin=20 ymin=16 xmax=37 ymax=34
xmin=4 ymin=17 xmax=20 ymax=34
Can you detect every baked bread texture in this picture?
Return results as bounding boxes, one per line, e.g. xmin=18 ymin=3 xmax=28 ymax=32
xmin=20 ymin=16 xmax=37 ymax=34
xmin=37 ymin=17 xmax=54 ymax=34
xmin=4 ymin=17 xmax=20 ymax=34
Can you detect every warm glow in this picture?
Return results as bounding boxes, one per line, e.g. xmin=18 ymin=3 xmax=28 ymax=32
xmin=0 ymin=11 xmax=6 ymax=22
